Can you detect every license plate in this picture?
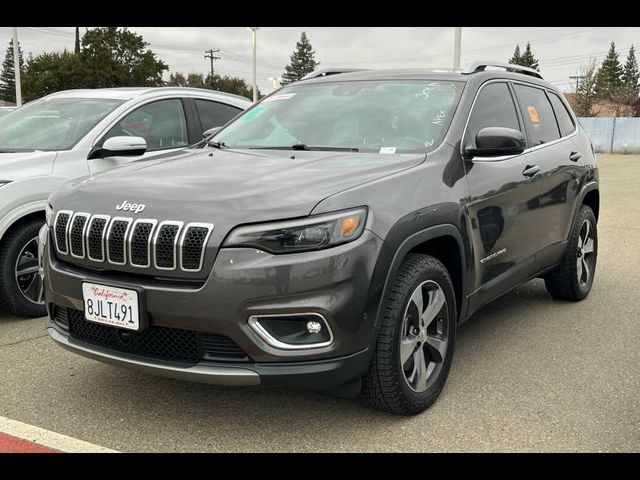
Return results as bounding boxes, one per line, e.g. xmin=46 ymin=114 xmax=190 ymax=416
xmin=82 ymin=282 xmax=140 ymax=331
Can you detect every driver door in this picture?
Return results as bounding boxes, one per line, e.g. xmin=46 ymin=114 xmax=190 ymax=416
xmin=88 ymin=98 xmax=191 ymax=174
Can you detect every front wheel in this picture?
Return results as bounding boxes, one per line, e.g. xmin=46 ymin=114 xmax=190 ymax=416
xmin=361 ymin=253 xmax=457 ymax=415
xmin=544 ymin=205 xmax=598 ymax=301
xmin=0 ymin=219 xmax=47 ymax=317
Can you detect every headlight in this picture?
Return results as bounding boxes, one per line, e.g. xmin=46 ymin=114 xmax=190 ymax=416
xmin=223 ymin=207 xmax=367 ymax=254
xmin=45 ymin=202 xmax=54 ymax=226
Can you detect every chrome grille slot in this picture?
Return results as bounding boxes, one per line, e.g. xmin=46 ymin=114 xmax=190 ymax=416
xmin=86 ymin=215 xmax=110 ymax=262
xmin=54 ymin=210 xmax=73 ymax=255
xmin=180 ymin=223 xmax=214 ymax=272
xmin=69 ymin=213 xmax=90 ymax=258
xmin=153 ymin=221 xmax=183 ymax=270
xmin=129 ymin=219 xmax=157 ymax=267
xmin=107 ymin=218 xmax=132 ymax=265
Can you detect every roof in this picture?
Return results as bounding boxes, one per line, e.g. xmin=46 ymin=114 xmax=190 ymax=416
xmin=45 ymin=87 xmax=252 ymax=104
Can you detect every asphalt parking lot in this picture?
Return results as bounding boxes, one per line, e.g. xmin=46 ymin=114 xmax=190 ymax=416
xmin=1 ymin=154 xmax=639 ymax=452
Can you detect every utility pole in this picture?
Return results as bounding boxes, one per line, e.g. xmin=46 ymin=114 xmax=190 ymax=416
xmin=204 ymin=48 xmax=221 ymax=85
xmin=453 ymin=27 xmax=462 ymax=70
xmin=569 ymin=75 xmax=585 ymax=93
xmin=248 ymin=27 xmax=260 ymax=102
xmin=11 ymin=27 xmax=21 ymax=106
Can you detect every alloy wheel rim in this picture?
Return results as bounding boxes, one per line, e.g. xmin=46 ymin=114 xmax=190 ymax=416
xmin=400 ymin=280 xmax=449 ymax=393
xmin=576 ymin=219 xmax=596 ymax=286
xmin=14 ymin=236 xmax=44 ymax=305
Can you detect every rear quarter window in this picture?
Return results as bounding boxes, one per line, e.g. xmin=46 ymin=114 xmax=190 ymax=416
xmin=547 ymin=92 xmax=576 ymax=137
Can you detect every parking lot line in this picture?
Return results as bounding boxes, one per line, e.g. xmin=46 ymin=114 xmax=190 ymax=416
xmin=0 ymin=416 xmax=118 ymax=453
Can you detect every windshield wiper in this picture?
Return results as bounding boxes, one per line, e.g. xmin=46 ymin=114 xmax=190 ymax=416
xmin=249 ymin=144 xmax=359 ymax=152
xmin=207 ymin=140 xmax=227 ymax=149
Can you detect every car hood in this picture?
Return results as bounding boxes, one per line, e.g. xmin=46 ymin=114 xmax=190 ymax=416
xmin=0 ymin=150 xmax=58 ymax=180
xmin=53 ymin=148 xmax=424 ymax=223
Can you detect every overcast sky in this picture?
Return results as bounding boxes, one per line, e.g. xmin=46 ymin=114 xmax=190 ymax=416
xmin=2 ymin=27 xmax=639 ymax=93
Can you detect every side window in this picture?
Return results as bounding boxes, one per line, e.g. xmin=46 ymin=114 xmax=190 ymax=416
xmin=102 ymin=99 xmax=188 ymax=151
xmin=194 ymin=99 xmax=242 ymax=131
xmin=466 ymin=82 xmax=520 ymax=148
xmin=547 ymin=92 xmax=576 ymax=137
xmin=513 ymin=84 xmax=560 ymax=146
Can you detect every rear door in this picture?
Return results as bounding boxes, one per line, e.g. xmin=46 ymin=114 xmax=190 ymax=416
xmin=511 ymin=83 xmax=583 ymax=265
xmin=463 ymin=81 xmax=545 ymax=309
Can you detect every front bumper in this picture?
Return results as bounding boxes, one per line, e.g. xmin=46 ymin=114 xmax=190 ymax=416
xmin=44 ymin=225 xmax=383 ymax=388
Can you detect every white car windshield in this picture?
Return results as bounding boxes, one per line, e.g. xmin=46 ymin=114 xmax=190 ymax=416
xmin=0 ymin=97 xmax=124 ymax=152
xmin=213 ymin=80 xmax=463 ymax=154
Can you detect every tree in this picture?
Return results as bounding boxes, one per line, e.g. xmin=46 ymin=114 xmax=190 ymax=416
xmin=519 ymin=43 xmax=539 ymax=71
xmin=570 ymin=60 xmax=600 ymax=117
xmin=509 ymin=44 xmax=522 ymax=65
xmin=595 ymin=41 xmax=623 ymax=99
xmin=79 ymin=27 xmax=168 ymax=88
xmin=0 ymin=40 xmax=25 ymax=103
xmin=167 ymin=71 xmax=257 ymax=100
xmin=21 ymin=51 xmax=88 ymax=102
xmin=281 ymin=32 xmax=319 ymax=85
xmin=621 ymin=45 xmax=639 ymax=105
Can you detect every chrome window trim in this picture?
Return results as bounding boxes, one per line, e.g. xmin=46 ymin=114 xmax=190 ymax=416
xmin=248 ymin=313 xmax=334 ymax=350
xmin=68 ymin=212 xmax=91 ymax=259
xmin=152 ymin=220 xmax=184 ymax=271
xmin=106 ymin=217 xmax=133 ymax=266
xmin=461 ymin=79 xmax=579 ymax=162
xmin=53 ymin=209 xmax=73 ymax=255
xmin=128 ymin=219 xmax=158 ymax=268
xmin=85 ymin=214 xmax=111 ymax=262
xmin=178 ymin=222 xmax=214 ymax=272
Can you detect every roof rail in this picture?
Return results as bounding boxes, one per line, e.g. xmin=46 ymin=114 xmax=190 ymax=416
xmin=300 ymin=68 xmax=369 ymax=81
xmin=462 ymin=61 xmax=543 ymax=79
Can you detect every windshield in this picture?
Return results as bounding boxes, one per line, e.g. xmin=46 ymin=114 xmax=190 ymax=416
xmin=0 ymin=97 xmax=125 ymax=151
xmin=212 ymin=80 xmax=463 ymax=153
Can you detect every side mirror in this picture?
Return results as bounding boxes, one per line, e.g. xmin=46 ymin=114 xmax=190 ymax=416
xmin=464 ymin=127 xmax=526 ymax=158
xmin=88 ymin=136 xmax=147 ymax=160
xmin=202 ymin=126 xmax=222 ymax=140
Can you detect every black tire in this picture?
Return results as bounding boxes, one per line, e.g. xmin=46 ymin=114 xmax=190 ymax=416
xmin=0 ymin=218 xmax=47 ymax=317
xmin=362 ymin=253 xmax=457 ymax=415
xmin=544 ymin=205 xmax=598 ymax=301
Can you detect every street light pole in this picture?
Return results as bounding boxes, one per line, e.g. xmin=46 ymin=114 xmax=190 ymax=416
xmin=248 ymin=27 xmax=260 ymax=102
xmin=12 ymin=27 xmax=21 ymax=106
xmin=453 ymin=27 xmax=462 ymax=70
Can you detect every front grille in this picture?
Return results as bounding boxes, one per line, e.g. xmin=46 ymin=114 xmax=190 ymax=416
xmin=130 ymin=221 xmax=155 ymax=267
xmin=181 ymin=226 xmax=211 ymax=271
xmin=53 ymin=210 xmax=212 ymax=273
xmin=63 ymin=308 xmax=249 ymax=363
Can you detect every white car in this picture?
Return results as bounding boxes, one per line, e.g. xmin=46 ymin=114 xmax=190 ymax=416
xmin=0 ymin=87 xmax=251 ymax=317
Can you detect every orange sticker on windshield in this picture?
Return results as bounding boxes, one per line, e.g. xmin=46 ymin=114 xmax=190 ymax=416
xmin=527 ymin=105 xmax=540 ymax=123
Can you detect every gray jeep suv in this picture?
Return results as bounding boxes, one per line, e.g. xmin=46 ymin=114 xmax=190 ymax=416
xmin=43 ymin=63 xmax=599 ymax=414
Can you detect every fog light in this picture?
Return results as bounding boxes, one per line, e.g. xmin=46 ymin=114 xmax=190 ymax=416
xmin=248 ymin=313 xmax=333 ymax=350
xmin=306 ymin=321 xmax=322 ymax=334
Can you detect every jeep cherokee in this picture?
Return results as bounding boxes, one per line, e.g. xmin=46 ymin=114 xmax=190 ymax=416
xmin=42 ymin=63 xmax=599 ymax=414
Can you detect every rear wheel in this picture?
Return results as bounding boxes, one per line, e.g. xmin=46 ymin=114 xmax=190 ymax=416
xmin=544 ymin=205 xmax=597 ymax=301
xmin=0 ymin=219 xmax=47 ymax=317
xmin=362 ymin=253 xmax=456 ymax=415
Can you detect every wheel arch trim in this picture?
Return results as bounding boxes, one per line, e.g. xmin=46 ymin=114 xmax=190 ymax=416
xmin=0 ymin=200 xmax=47 ymax=243
xmin=375 ymin=224 xmax=468 ymax=330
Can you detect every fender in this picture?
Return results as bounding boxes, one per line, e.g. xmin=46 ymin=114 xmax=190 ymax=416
xmin=0 ymin=200 xmax=47 ymax=242
xmin=574 ymin=181 xmax=599 ymax=221
xmin=373 ymin=224 xmax=468 ymax=329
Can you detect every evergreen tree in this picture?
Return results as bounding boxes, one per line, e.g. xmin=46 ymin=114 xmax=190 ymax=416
xmin=595 ymin=41 xmax=623 ymax=99
xmin=509 ymin=44 xmax=522 ymax=65
xmin=281 ymin=32 xmax=319 ymax=85
xmin=621 ymin=45 xmax=639 ymax=102
xmin=74 ymin=27 xmax=81 ymax=55
xmin=0 ymin=40 xmax=25 ymax=103
xmin=519 ymin=43 xmax=539 ymax=71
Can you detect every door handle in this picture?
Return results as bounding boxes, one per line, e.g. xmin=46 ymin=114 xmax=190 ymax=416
xmin=569 ymin=151 xmax=582 ymax=162
xmin=522 ymin=165 xmax=541 ymax=177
